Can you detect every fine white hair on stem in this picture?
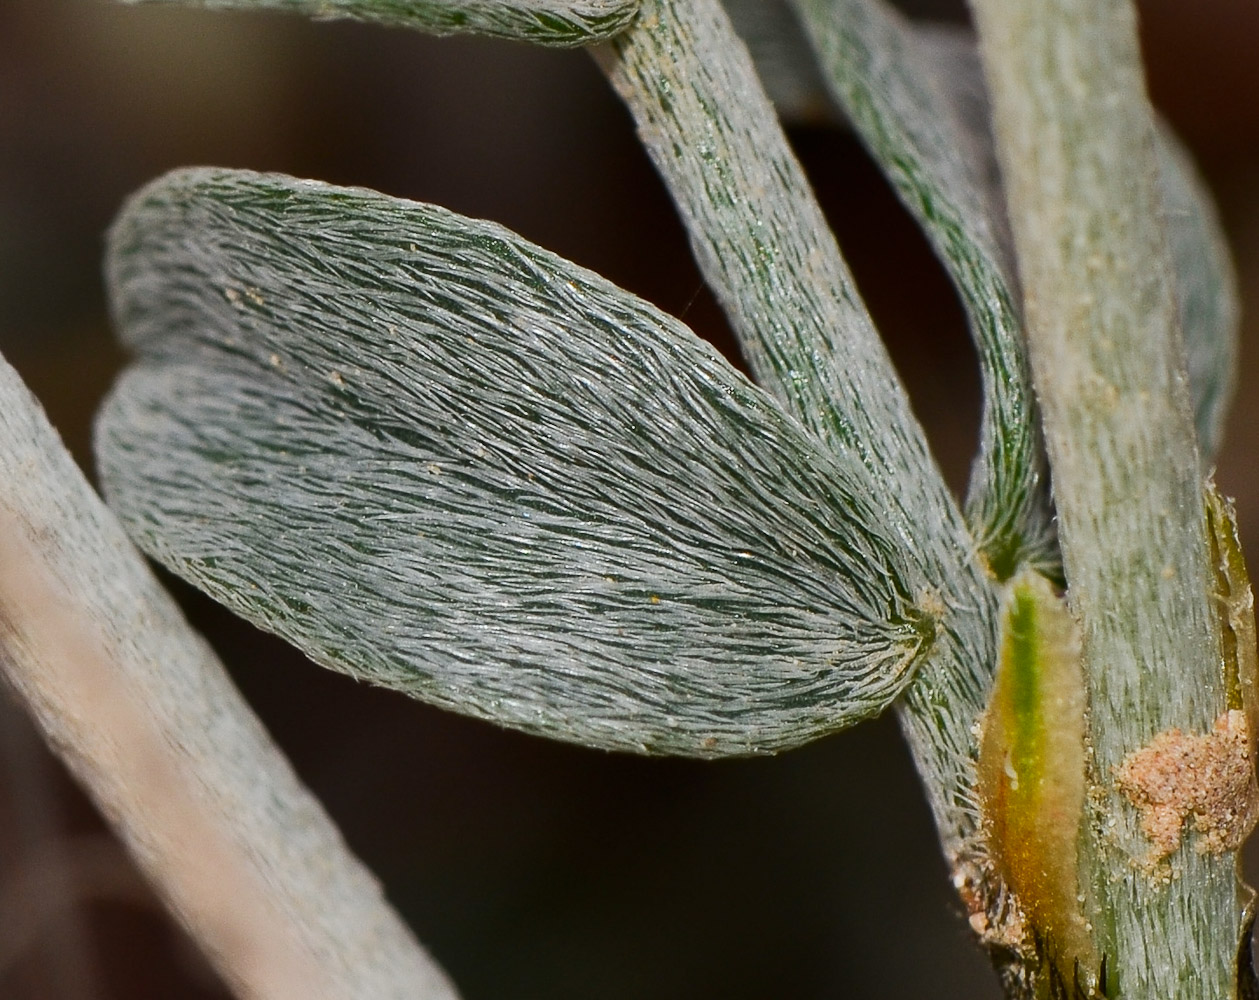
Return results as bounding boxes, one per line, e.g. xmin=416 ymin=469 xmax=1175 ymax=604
xmin=597 ymin=0 xmax=999 ymax=853
xmin=0 ymin=353 xmax=460 ymax=1000
xmin=969 ymin=0 xmax=1239 ymax=994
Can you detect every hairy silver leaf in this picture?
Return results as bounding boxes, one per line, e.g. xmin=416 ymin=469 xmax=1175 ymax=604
xmin=906 ymin=23 xmax=1240 ymax=466
xmin=113 ymin=0 xmax=640 ymax=46
xmin=98 ymin=168 xmax=953 ymax=757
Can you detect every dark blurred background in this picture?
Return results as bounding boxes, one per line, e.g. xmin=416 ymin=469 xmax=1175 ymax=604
xmin=1 ymin=1 xmax=1257 ymax=997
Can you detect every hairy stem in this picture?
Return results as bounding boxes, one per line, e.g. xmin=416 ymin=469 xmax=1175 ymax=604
xmin=0 ymin=353 xmax=459 ymax=1000
xmin=968 ymin=0 xmax=1241 ymax=994
xmin=596 ymin=0 xmax=1000 ymax=855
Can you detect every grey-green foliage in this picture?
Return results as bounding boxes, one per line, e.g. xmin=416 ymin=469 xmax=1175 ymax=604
xmin=97 ymin=0 xmax=1005 ymax=844
xmin=85 ymin=0 xmax=1251 ymax=994
xmin=97 ymin=168 xmax=950 ymax=757
xmin=92 ymin=0 xmax=1236 ymax=828
xmin=730 ymin=0 xmax=1238 ymax=473
xmin=903 ymin=26 xmax=1241 ymax=471
xmin=113 ymin=0 xmax=639 ymax=45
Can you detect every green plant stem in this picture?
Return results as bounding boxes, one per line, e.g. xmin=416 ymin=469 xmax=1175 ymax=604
xmin=596 ymin=0 xmax=1000 ymax=856
xmin=790 ymin=0 xmax=1053 ymax=581
xmin=968 ymin=0 xmax=1240 ymax=995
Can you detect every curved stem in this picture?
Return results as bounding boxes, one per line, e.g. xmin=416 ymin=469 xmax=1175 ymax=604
xmin=595 ymin=0 xmax=1000 ymax=856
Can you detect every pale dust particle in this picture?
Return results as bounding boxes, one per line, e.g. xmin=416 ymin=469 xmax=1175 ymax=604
xmin=1114 ymin=709 xmax=1258 ymax=865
